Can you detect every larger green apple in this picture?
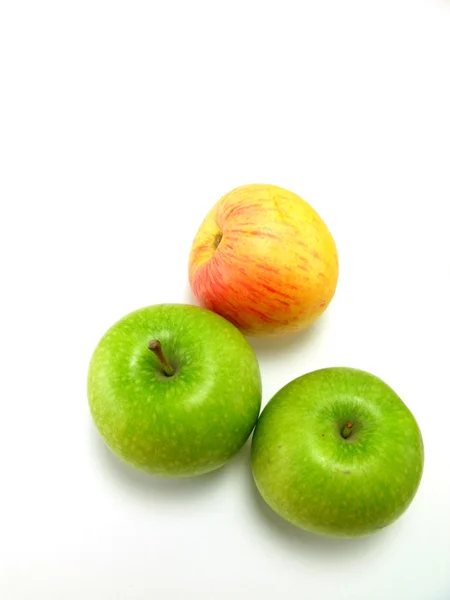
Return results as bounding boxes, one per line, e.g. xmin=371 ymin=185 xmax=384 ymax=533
xmin=88 ymin=304 xmax=261 ymax=477
xmin=251 ymin=367 xmax=424 ymax=537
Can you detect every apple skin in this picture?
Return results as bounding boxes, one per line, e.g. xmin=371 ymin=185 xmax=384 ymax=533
xmin=188 ymin=184 xmax=338 ymax=337
xmin=251 ymin=368 xmax=424 ymax=537
xmin=88 ymin=304 xmax=262 ymax=477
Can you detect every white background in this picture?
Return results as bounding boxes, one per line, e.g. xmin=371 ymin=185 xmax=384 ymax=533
xmin=1 ymin=1 xmax=450 ymax=599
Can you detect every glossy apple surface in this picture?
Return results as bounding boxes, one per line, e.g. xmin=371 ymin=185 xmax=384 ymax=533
xmin=251 ymin=367 xmax=424 ymax=537
xmin=189 ymin=183 xmax=338 ymax=337
xmin=88 ymin=304 xmax=262 ymax=476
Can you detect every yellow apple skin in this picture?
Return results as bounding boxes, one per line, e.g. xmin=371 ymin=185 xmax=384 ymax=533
xmin=188 ymin=184 xmax=339 ymax=337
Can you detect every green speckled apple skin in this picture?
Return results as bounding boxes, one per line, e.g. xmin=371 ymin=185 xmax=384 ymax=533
xmin=251 ymin=368 xmax=424 ymax=537
xmin=88 ymin=304 xmax=262 ymax=477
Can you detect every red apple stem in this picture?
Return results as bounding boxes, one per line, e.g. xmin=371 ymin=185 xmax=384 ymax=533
xmin=341 ymin=422 xmax=353 ymax=439
xmin=148 ymin=340 xmax=175 ymax=377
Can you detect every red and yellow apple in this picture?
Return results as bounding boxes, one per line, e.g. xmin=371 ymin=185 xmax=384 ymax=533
xmin=188 ymin=184 xmax=339 ymax=337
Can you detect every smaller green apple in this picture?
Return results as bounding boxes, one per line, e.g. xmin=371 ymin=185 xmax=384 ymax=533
xmin=251 ymin=367 xmax=424 ymax=537
xmin=88 ymin=304 xmax=262 ymax=477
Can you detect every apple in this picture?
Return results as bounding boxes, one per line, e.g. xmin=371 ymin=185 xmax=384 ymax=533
xmin=188 ymin=183 xmax=338 ymax=337
xmin=251 ymin=367 xmax=424 ymax=537
xmin=88 ymin=304 xmax=262 ymax=477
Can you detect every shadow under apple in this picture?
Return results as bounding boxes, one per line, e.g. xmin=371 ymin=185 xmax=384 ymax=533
xmin=180 ymin=282 xmax=198 ymax=307
xmin=90 ymin=420 xmax=400 ymax=560
xmin=247 ymin=311 xmax=329 ymax=360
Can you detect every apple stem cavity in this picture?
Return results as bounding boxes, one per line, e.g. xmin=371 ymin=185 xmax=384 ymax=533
xmin=341 ymin=421 xmax=353 ymax=439
xmin=213 ymin=232 xmax=223 ymax=250
xmin=148 ymin=340 xmax=175 ymax=377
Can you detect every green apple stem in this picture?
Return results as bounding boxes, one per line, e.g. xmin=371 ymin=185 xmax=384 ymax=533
xmin=148 ymin=340 xmax=175 ymax=377
xmin=341 ymin=421 xmax=353 ymax=439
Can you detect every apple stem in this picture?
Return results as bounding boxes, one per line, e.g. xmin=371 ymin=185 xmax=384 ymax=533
xmin=341 ymin=422 xmax=353 ymax=439
xmin=148 ymin=340 xmax=175 ymax=377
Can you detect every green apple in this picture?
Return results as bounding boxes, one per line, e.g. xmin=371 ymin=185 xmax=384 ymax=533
xmin=88 ymin=304 xmax=262 ymax=477
xmin=251 ymin=367 xmax=424 ymax=537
